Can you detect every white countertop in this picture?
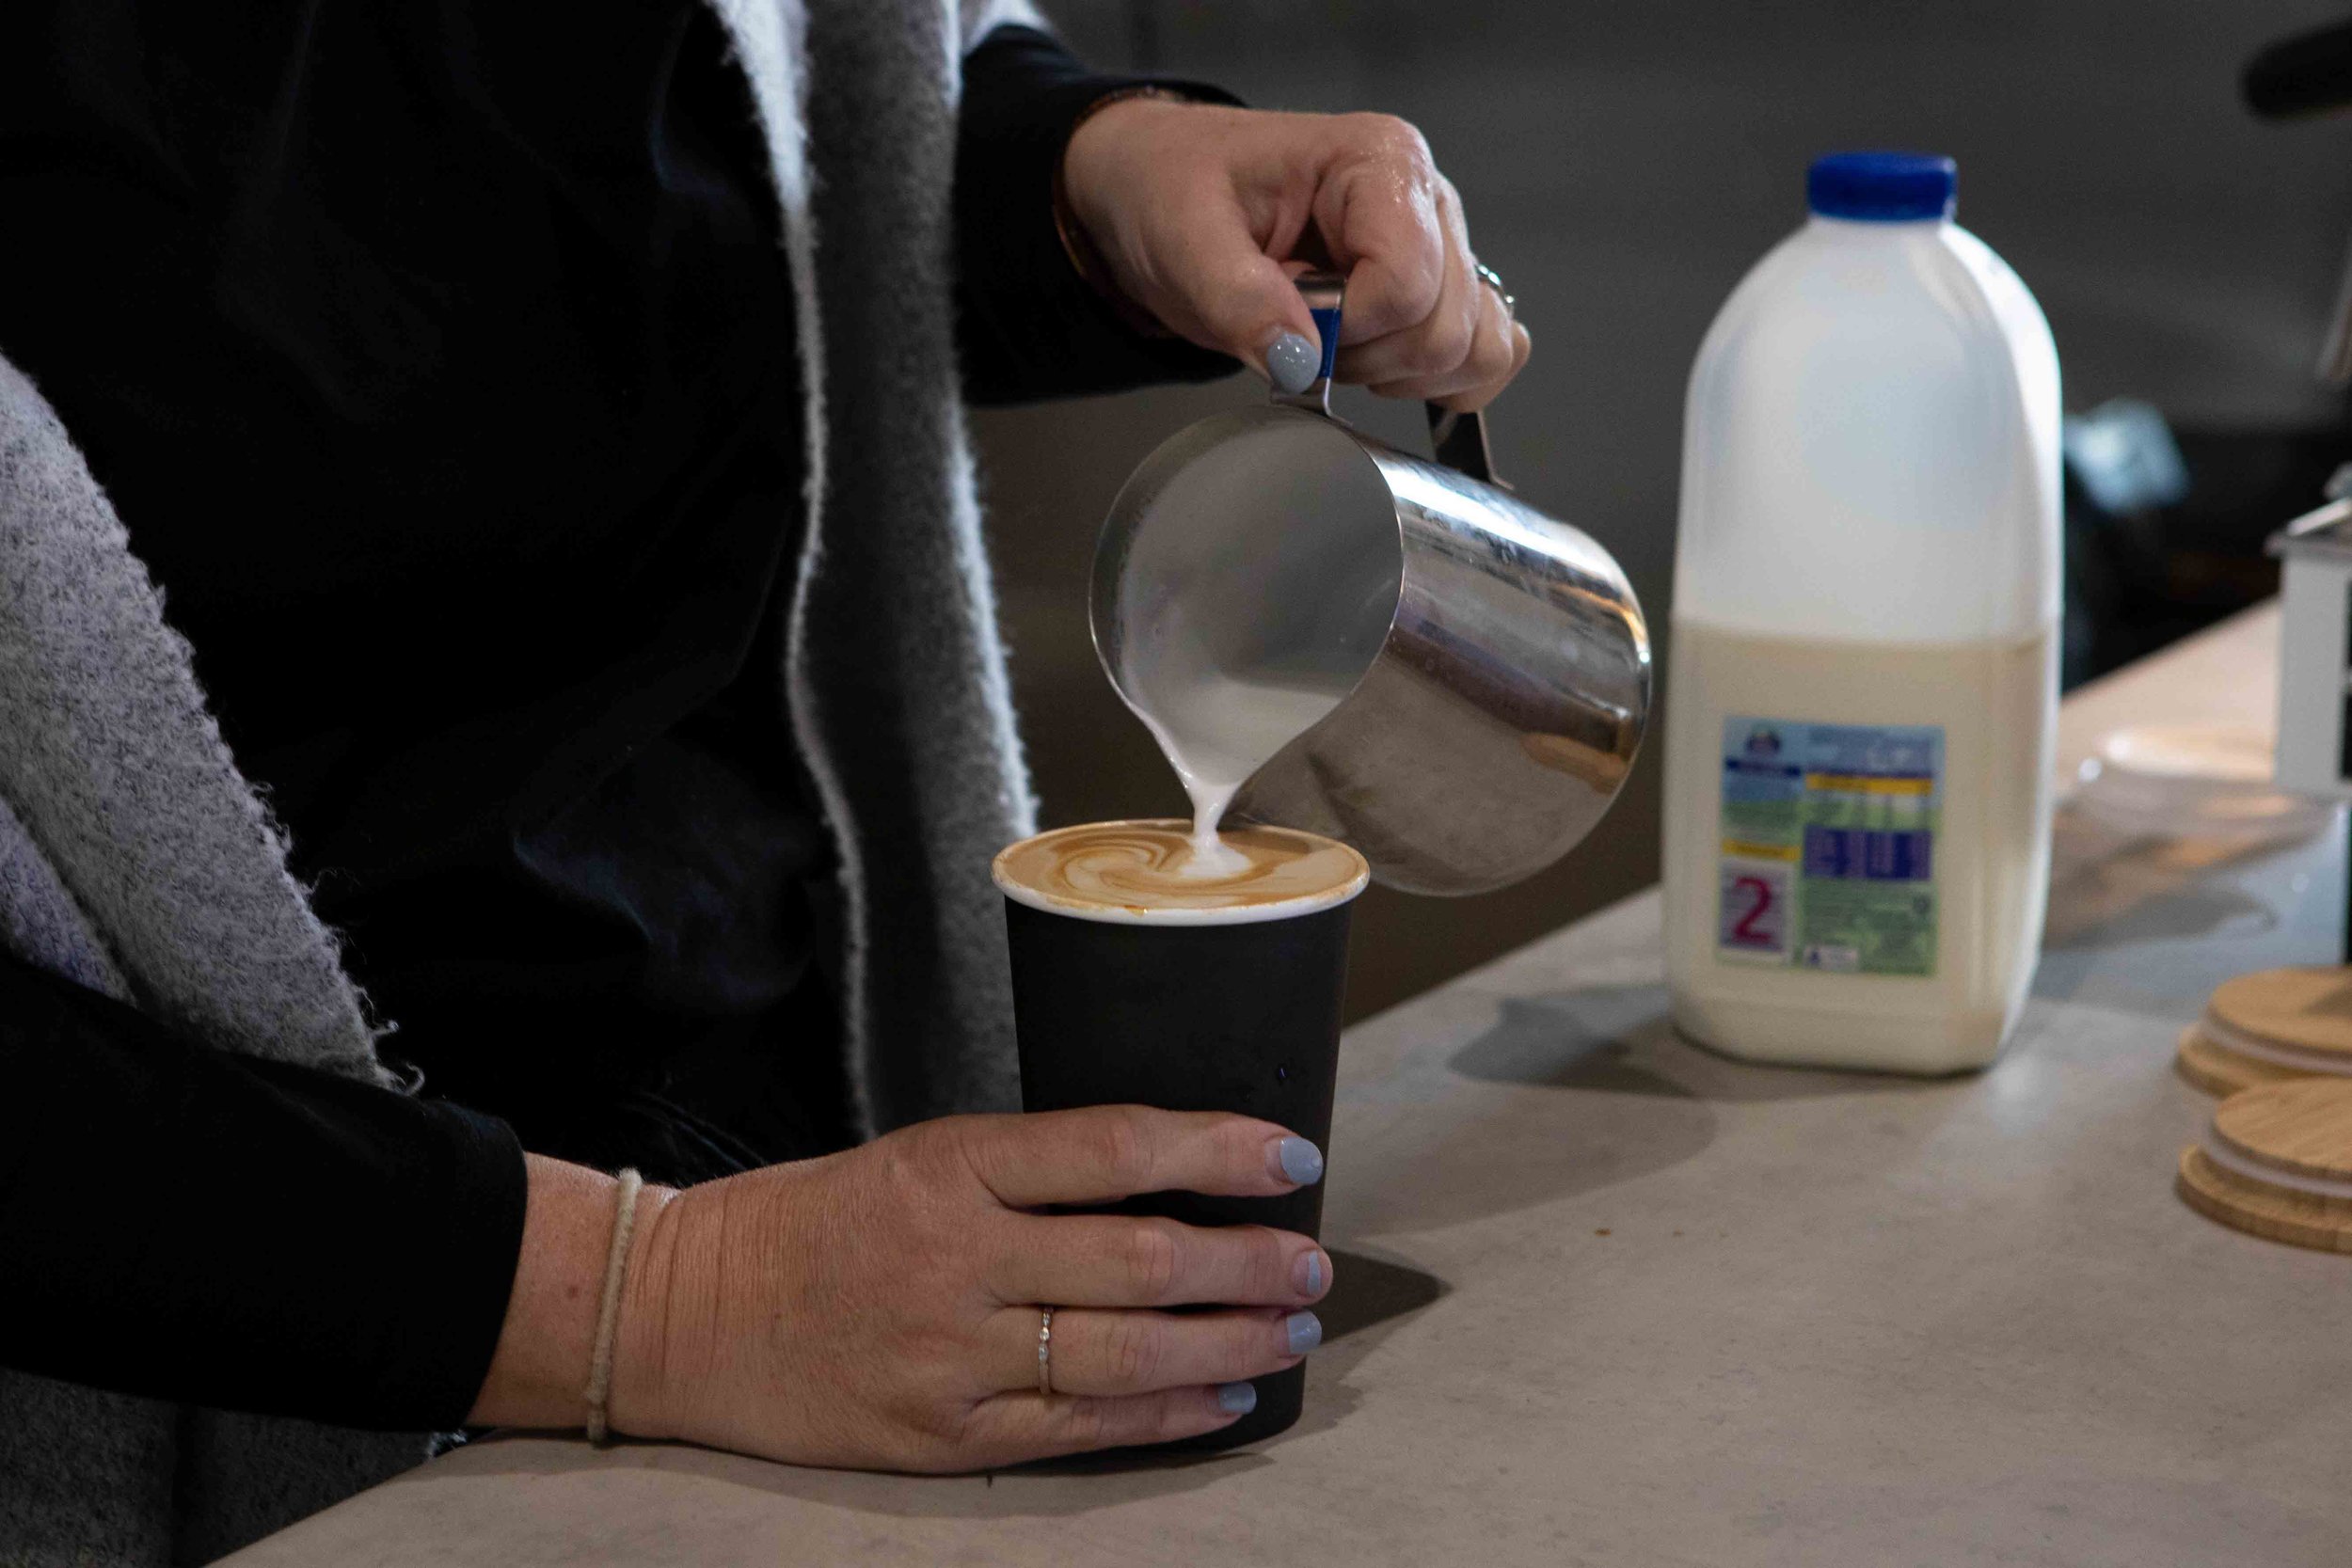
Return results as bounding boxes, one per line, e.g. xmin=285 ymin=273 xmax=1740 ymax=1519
xmin=229 ymin=601 xmax=2351 ymax=1567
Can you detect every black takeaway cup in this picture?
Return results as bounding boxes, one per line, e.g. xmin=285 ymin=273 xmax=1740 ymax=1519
xmin=992 ymin=817 xmax=1369 ymax=1449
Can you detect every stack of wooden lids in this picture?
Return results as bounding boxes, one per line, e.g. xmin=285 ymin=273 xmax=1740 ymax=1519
xmin=2178 ymin=1077 xmax=2352 ymax=1253
xmin=2173 ymin=965 xmax=2352 ymax=1097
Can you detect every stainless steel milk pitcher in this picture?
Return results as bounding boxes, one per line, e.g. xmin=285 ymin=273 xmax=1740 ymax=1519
xmin=1092 ymin=272 xmax=1651 ymax=896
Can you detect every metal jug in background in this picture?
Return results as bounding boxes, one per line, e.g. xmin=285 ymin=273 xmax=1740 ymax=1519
xmin=1092 ymin=272 xmax=1651 ymax=896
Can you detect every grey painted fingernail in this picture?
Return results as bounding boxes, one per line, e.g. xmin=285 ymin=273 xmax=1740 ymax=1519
xmin=1217 ymin=1380 xmax=1259 ymax=1416
xmin=1276 ymin=1136 xmax=1324 ymax=1186
xmin=1284 ymin=1310 xmax=1324 ymax=1355
xmin=1265 ymin=331 xmax=1320 ymax=394
xmin=1303 ymin=1249 xmax=1326 ymax=1296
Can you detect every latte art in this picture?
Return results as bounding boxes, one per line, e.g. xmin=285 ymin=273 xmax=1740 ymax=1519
xmin=993 ymin=819 xmax=1368 ymax=925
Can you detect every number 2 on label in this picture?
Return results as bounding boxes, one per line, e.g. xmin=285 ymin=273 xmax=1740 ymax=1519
xmin=1730 ymin=876 xmax=1774 ymax=942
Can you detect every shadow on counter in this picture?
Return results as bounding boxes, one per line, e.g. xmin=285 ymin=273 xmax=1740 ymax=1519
xmin=1453 ymin=986 xmax=1916 ymax=1105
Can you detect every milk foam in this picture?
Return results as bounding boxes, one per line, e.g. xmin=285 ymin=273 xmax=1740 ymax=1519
xmin=993 ymin=819 xmax=1368 ymax=926
xmin=1127 ymin=674 xmax=1346 ymax=873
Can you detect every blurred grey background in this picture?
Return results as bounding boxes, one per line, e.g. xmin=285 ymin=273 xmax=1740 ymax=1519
xmin=977 ymin=0 xmax=2352 ymax=1021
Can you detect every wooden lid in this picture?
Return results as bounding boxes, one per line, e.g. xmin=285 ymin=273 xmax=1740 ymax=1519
xmin=2205 ymin=966 xmax=2352 ymax=1060
xmin=2176 ymin=1079 xmax=2352 ymax=1255
xmin=2212 ymin=1077 xmax=2352 ymax=1183
xmin=2177 ymin=1147 xmax=2352 ymax=1254
xmin=2173 ymin=1025 xmax=2307 ymax=1099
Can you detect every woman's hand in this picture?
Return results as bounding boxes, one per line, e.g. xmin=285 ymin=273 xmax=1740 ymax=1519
xmin=604 ymin=1106 xmax=1332 ymax=1471
xmin=1061 ymin=100 xmax=1529 ymax=410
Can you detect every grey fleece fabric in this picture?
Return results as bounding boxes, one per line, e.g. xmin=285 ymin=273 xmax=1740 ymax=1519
xmin=0 ymin=0 xmax=1041 ymax=1559
xmin=793 ymin=0 xmax=1041 ymax=1131
xmin=0 ymin=795 xmax=123 ymax=1001
xmin=0 ymin=359 xmax=388 ymax=1079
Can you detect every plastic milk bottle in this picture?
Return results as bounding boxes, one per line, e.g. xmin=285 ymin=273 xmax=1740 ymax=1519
xmin=1661 ymin=152 xmax=2060 ymax=1072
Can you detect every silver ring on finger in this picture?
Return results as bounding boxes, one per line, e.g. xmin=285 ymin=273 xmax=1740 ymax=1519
xmin=1037 ymin=1307 xmax=1057 ymax=1396
xmin=1474 ymin=261 xmax=1515 ymax=322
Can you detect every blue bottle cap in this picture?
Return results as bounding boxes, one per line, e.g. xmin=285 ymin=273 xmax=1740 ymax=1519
xmin=1806 ymin=151 xmax=1957 ymax=223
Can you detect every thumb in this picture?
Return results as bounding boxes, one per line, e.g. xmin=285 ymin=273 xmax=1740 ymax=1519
xmin=1159 ymin=221 xmax=1327 ymax=393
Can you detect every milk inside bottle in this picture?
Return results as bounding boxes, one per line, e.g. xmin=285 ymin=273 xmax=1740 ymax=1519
xmin=1661 ymin=152 xmax=2060 ymax=1073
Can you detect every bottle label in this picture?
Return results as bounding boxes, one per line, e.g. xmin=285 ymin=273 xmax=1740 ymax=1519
xmin=1715 ymin=717 xmax=1941 ymax=976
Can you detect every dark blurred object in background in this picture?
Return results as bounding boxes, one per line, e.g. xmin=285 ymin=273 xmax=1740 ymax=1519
xmin=2247 ymin=14 xmax=2352 ymax=119
xmin=2062 ymin=407 xmax=2345 ymax=688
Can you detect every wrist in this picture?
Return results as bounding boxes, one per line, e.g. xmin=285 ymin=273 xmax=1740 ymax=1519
xmin=1057 ymin=89 xmax=1196 ymax=336
xmin=605 ymin=1181 xmax=682 ymax=1440
xmin=466 ymin=1155 xmax=616 ymax=1430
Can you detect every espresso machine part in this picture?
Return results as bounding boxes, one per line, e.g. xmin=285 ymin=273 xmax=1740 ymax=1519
xmin=1092 ymin=273 xmax=1651 ymax=896
xmin=2248 ymin=19 xmax=2352 ymax=958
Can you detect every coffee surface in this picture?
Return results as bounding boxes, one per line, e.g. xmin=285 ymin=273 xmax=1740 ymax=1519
xmin=993 ymin=819 xmax=1368 ymax=922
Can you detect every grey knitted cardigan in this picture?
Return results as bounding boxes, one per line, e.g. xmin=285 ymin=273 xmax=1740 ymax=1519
xmin=0 ymin=0 xmax=1041 ymax=1560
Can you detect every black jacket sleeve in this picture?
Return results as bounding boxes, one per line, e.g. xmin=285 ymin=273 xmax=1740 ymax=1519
xmin=0 ymin=950 xmax=527 ymax=1432
xmin=954 ymin=24 xmax=1245 ymax=404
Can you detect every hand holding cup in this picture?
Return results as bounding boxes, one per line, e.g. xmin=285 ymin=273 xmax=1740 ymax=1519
xmin=604 ymin=1106 xmax=1331 ymax=1471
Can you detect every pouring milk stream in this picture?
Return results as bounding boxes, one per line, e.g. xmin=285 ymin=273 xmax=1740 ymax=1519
xmin=1131 ymin=676 xmax=1348 ymax=875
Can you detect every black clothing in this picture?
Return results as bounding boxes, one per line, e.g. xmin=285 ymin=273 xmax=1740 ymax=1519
xmin=0 ymin=5 xmax=1233 ymax=1433
xmin=0 ymin=952 xmax=525 ymax=1431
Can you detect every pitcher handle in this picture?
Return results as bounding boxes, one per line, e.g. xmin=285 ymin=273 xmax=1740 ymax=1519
xmin=1275 ymin=270 xmax=1507 ymax=489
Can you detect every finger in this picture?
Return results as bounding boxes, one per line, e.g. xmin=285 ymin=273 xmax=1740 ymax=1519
xmin=1306 ymin=113 xmax=1450 ymax=344
xmin=1141 ymin=190 xmax=1327 ymax=388
xmin=953 ymin=1105 xmax=1324 ymax=1210
xmin=961 ymin=1384 xmax=1258 ymax=1465
xmin=1332 ymin=177 xmax=1478 ymax=388
xmin=993 ymin=1305 xmax=1318 ymax=1397
xmin=1416 ymin=319 xmax=1532 ymax=413
xmin=989 ymin=1212 xmax=1333 ymax=1309
xmin=1433 ymin=256 xmax=1522 ymax=401
xmin=1375 ymin=285 xmax=1523 ymax=408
